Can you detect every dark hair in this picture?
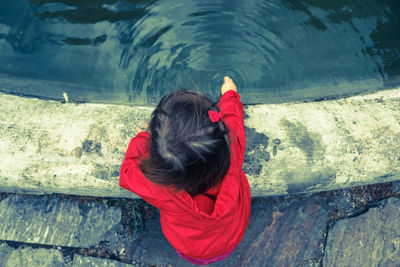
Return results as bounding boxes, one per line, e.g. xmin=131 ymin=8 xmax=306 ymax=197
xmin=140 ymin=90 xmax=231 ymax=197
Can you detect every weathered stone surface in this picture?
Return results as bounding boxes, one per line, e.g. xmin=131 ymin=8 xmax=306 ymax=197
xmin=393 ymin=180 xmax=400 ymax=195
xmin=122 ymin=216 xmax=188 ymax=266
xmin=323 ymin=197 xmax=400 ymax=267
xmin=238 ymin=199 xmax=328 ymax=267
xmin=0 ymin=195 xmax=121 ymax=248
xmin=0 ymin=244 xmax=67 ymax=267
xmin=245 ymin=89 xmax=400 ymax=196
xmin=0 ymin=243 xmax=15 ymax=267
xmin=1 ymin=88 xmax=400 ymax=198
xmin=73 ymin=254 xmax=137 ymax=267
xmin=120 ymin=198 xmax=329 ymax=266
xmin=0 ymin=92 xmax=152 ymax=199
xmin=0 ymin=189 xmax=398 ymax=266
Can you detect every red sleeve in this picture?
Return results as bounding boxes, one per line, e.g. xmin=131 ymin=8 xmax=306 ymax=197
xmin=218 ymin=90 xmax=246 ymax=165
xmin=119 ymin=131 xmax=166 ymax=207
xmin=122 ymin=131 xmax=151 ymax=161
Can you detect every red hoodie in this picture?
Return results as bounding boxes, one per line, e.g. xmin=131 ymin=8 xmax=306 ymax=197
xmin=119 ymin=90 xmax=251 ymax=259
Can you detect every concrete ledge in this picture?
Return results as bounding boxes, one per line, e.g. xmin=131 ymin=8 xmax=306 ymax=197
xmin=245 ymin=88 xmax=400 ymax=195
xmin=1 ymin=88 xmax=400 ymax=198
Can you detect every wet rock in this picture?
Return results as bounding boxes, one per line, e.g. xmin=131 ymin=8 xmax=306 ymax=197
xmin=82 ymin=140 xmax=102 ymax=156
xmin=281 ymin=119 xmax=325 ymax=162
xmin=272 ymin=145 xmax=278 ymax=156
xmin=243 ymin=126 xmax=270 ymax=176
xmin=123 ymin=216 xmax=189 ymax=266
xmin=73 ymin=254 xmax=138 ymax=267
xmin=393 ymin=181 xmax=400 ymax=195
xmin=0 ymin=195 xmax=121 ymax=248
xmin=238 ymin=198 xmax=329 ymax=266
xmin=272 ymin=138 xmax=281 ymax=145
xmin=323 ymin=197 xmax=400 ymax=266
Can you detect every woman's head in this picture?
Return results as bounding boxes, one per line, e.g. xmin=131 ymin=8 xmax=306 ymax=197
xmin=140 ymin=90 xmax=231 ymax=197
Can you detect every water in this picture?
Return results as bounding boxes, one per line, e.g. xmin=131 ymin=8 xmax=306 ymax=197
xmin=0 ymin=0 xmax=399 ymax=104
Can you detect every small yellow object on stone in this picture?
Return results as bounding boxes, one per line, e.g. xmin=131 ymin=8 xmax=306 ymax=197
xmin=63 ymin=92 xmax=69 ymax=102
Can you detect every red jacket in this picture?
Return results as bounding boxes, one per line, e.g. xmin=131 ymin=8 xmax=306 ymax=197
xmin=119 ymin=90 xmax=251 ymax=259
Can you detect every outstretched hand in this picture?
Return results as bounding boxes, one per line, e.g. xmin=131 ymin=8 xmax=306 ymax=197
xmin=136 ymin=122 xmax=149 ymax=133
xmin=221 ymin=76 xmax=237 ymax=95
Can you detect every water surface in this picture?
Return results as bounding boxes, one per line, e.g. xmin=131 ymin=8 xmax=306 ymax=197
xmin=0 ymin=0 xmax=399 ymax=104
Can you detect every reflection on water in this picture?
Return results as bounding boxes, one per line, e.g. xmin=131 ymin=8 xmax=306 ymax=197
xmin=0 ymin=0 xmax=399 ymax=104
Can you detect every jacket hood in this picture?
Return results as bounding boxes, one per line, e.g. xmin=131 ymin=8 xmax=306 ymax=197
xmin=166 ymin=163 xmax=241 ymax=220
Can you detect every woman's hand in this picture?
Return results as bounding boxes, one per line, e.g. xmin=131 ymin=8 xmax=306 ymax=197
xmin=221 ymin=76 xmax=237 ymax=95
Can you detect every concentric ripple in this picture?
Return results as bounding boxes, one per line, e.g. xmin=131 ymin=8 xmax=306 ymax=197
xmin=0 ymin=0 xmax=399 ymax=104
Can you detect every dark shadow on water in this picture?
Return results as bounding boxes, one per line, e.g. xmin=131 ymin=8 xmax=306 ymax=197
xmin=0 ymin=0 xmax=399 ymax=104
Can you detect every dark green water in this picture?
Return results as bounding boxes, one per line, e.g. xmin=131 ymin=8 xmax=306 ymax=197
xmin=0 ymin=0 xmax=399 ymax=104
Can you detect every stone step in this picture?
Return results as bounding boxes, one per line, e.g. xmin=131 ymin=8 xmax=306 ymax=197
xmin=0 ymin=243 xmax=67 ymax=267
xmin=323 ymin=197 xmax=400 ymax=266
xmin=73 ymin=254 xmax=138 ymax=267
xmin=115 ymin=183 xmax=400 ymax=266
xmin=0 ymin=194 xmax=122 ymax=248
xmin=123 ymin=197 xmax=330 ymax=266
xmin=0 ymin=186 xmax=399 ymax=266
xmin=0 ymin=193 xmax=331 ymax=266
xmin=0 ymin=242 xmax=140 ymax=267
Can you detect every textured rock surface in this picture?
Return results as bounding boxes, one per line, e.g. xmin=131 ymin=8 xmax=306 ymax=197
xmin=245 ymin=89 xmax=400 ymax=196
xmin=0 ymin=195 xmax=121 ymax=248
xmin=0 ymin=243 xmax=67 ymax=267
xmin=0 ymin=186 xmax=398 ymax=266
xmin=323 ymin=197 xmax=400 ymax=266
xmin=0 ymin=92 xmax=152 ymax=198
xmin=73 ymin=254 xmax=138 ymax=267
xmin=1 ymin=88 xmax=400 ymax=198
xmin=120 ymin=198 xmax=329 ymax=266
xmin=0 ymin=243 xmax=15 ymax=267
xmin=238 ymin=199 xmax=328 ymax=267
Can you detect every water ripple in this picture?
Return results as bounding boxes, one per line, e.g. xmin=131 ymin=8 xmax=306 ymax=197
xmin=0 ymin=0 xmax=398 ymax=104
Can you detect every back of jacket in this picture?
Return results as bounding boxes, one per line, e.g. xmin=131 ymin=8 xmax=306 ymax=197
xmin=119 ymin=90 xmax=251 ymax=259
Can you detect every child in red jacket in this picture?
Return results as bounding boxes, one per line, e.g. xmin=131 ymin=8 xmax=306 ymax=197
xmin=120 ymin=76 xmax=251 ymax=265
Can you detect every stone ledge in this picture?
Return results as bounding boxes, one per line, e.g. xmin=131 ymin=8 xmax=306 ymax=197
xmin=1 ymin=87 xmax=400 ymax=198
